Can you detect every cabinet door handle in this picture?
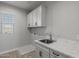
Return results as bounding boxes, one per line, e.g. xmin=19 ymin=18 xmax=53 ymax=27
xmin=56 ymin=54 xmax=59 ymax=56
xmin=39 ymin=51 xmax=42 ymax=57
xmin=53 ymin=52 xmax=59 ymax=56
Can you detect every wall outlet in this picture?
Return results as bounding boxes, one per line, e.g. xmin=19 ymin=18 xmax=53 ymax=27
xmin=76 ymin=34 xmax=79 ymax=40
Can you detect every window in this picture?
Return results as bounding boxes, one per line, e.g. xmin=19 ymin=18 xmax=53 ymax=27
xmin=0 ymin=13 xmax=15 ymax=34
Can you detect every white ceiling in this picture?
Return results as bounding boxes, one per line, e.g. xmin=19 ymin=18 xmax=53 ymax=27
xmin=1 ymin=1 xmax=43 ymax=11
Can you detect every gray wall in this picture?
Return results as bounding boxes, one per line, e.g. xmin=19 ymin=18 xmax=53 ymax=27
xmin=0 ymin=3 xmax=31 ymax=52
xmin=44 ymin=1 xmax=79 ymax=40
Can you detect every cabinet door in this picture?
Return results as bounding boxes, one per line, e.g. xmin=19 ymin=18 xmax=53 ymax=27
xmin=29 ymin=12 xmax=33 ymax=27
xmin=35 ymin=44 xmax=49 ymax=58
xmin=50 ymin=55 xmax=56 ymax=58
xmin=27 ymin=5 xmax=46 ymax=27
xmin=56 ymin=54 xmax=71 ymax=58
xmin=27 ymin=14 xmax=31 ymax=27
xmin=32 ymin=10 xmax=37 ymax=27
xmin=55 ymin=54 xmax=66 ymax=58
xmin=50 ymin=49 xmax=71 ymax=58
xmin=37 ymin=5 xmax=46 ymax=26
xmin=50 ymin=49 xmax=64 ymax=58
xmin=36 ymin=6 xmax=42 ymax=26
xmin=32 ymin=6 xmax=41 ymax=27
xmin=50 ymin=49 xmax=57 ymax=58
xmin=37 ymin=48 xmax=49 ymax=58
xmin=39 ymin=51 xmax=49 ymax=58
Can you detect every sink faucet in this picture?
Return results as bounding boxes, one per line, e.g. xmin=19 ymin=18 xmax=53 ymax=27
xmin=49 ymin=33 xmax=52 ymax=41
xmin=45 ymin=33 xmax=52 ymax=41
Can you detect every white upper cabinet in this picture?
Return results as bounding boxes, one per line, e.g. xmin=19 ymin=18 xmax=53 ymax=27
xmin=32 ymin=9 xmax=37 ymax=26
xmin=27 ymin=12 xmax=33 ymax=27
xmin=27 ymin=5 xmax=46 ymax=27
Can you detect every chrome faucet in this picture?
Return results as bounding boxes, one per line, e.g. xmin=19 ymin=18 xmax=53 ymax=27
xmin=45 ymin=33 xmax=52 ymax=41
xmin=49 ymin=33 xmax=52 ymax=41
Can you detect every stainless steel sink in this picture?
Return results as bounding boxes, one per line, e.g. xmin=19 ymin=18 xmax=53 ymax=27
xmin=39 ymin=39 xmax=56 ymax=44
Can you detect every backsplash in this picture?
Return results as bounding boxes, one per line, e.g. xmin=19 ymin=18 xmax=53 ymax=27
xmin=29 ymin=27 xmax=79 ymax=41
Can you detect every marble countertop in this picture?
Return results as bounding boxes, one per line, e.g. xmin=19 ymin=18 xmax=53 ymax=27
xmin=35 ymin=38 xmax=79 ymax=58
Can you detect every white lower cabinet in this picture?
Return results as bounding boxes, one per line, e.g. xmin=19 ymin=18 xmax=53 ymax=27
xmin=50 ymin=49 xmax=71 ymax=58
xmin=39 ymin=51 xmax=49 ymax=58
xmin=50 ymin=54 xmax=66 ymax=58
xmin=50 ymin=55 xmax=56 ymax=58
xmin=35 ymin=43 xmax=71 ymax=58
xmin=35 ymin=44 xmax=49 ymax=58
